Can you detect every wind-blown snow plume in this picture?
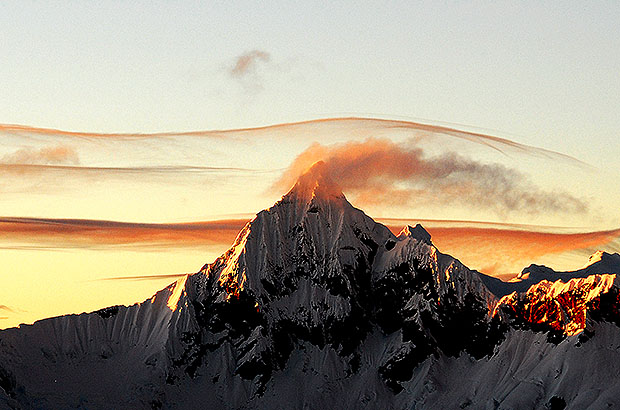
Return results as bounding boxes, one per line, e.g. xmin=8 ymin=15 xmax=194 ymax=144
xmin=272 ymin=138 xmax=587 ymax=215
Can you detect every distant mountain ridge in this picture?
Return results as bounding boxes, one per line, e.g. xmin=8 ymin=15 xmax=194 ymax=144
xmin=1 ymin=162 xmax=620 ymax=409
xmin=493 ymin=250 xmax=620 ymax=295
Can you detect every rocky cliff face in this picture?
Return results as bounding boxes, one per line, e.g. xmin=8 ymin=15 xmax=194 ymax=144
xmin=1 ymin=162 xmax=620 ymax=409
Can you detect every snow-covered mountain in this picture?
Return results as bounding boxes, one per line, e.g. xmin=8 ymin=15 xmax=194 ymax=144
xmin=486 ymin=251 xmax=620 ymax=296
xmin=1 ymin=162 xmax=620 ymax=409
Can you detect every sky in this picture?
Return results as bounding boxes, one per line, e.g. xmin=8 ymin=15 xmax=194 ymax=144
xmin=1 ymin=1 xmax=620 ymax=328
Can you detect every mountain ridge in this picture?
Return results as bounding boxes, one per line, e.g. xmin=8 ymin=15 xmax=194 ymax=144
xmin=1 ymin=167 xmax=620 ymax=409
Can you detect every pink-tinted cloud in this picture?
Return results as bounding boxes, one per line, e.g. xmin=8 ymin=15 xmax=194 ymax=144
xmin=272 ymin=138 xmax=587 ymax=216
xmin=230 ymin=50 xmax=271 ymax=78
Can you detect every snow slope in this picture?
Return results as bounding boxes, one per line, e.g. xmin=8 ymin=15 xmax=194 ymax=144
xmin=1 ymin=162 xmax=619 ymax=409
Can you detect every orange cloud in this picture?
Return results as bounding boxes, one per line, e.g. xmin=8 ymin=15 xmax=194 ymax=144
xmin=0 ymin=305 xmax=15 ymax=313
xmin=273 ymin=138 xmax=587 ymax=215
xmin=1 ymin=145 xmax=79 ymax=165
xmin=381 ymin=220 xmax=620 ymax=276
xmin=0 ymin=124 xmax=226 ymax=139
xmin=4 ymin=215 xmax=617 ymax=279
xmin=0 ymin=217 xmax=248 ymax=250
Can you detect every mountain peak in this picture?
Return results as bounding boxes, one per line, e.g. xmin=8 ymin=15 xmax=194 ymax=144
xmin=283 ymin=161 xmax=345 ymax=203
xmin=583 ymin=251 xmax=606 ymax=269
xmin=581 ymin=250 xmax=620 ymax=271
xmin=398 ymin=224 xmax=432 ymax=244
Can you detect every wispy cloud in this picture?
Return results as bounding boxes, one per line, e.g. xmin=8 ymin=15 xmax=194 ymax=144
xmin=228 ymin=49 xmax=272 ymax=92
xmin=229 ymin=50 xmax=271 ymax=78
xmin=1 ymin=145 xmax=79 ymax=165
xmin=0 ymin=117 xmax=596 ymax=221
xmin=0 ymin=162 xmax=279 ymax=198
xmin=0 ymin=117 xmax=596 ymax=166
xmin=380 ymin=219 xmax=620 ymax=275
xmin=3 ymin=214 xmax=617 ymax=278
xmin=0 ymin=217 xmax=248 ymax=250
xmin=98 ymin=274 xmax=188 ymax=282
xmin=0 ymin=164 xmax=272 ymax=176
xmin=0 ymin=123 xmax=233 ymax=140
xmin=0 ymin=305 xmax=15 ymax=313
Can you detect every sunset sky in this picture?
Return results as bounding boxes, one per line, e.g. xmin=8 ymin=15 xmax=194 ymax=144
xmin=1 ymin=1 xmax=620 ymax=328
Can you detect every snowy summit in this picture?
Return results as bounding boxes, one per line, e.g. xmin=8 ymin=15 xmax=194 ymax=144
xmin=1 ymin=167 xmax=620 ymax=409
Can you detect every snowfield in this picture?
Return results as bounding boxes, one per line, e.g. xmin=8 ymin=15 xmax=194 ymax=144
xmin=1 ymin=162 xmax=619 ymax=409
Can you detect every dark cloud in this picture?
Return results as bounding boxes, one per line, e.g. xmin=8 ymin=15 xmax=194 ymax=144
xmin=227 ymin=50 xmax=272 ymax=92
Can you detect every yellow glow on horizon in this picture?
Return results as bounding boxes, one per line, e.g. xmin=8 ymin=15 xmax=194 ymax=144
xmin=0 ymin=247 xmax=221 ymax=329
